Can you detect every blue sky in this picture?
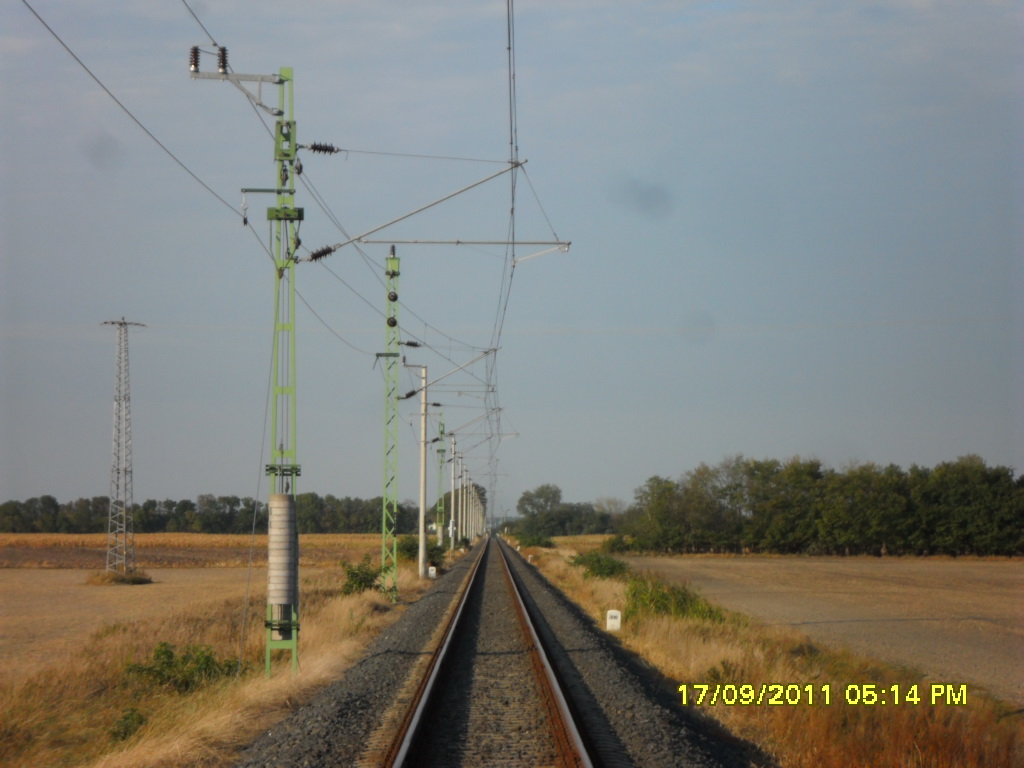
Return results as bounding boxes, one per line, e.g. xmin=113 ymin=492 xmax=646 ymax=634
xmin=2 ymin=0 xmax=1021 ymax=519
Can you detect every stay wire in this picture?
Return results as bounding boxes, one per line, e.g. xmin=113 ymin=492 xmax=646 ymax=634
xmin=237 ymin=306 xmax=276 ymax=673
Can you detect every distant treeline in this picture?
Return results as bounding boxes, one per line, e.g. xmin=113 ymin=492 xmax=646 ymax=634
xmin=0 ymin=493 xmax=421 ymax=536
xmin=509 ymin=455 xmax=1023 ymax=556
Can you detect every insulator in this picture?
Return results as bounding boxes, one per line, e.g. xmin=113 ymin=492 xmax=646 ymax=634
xmin=189 ymin=46 xmax=200 ymax=72
xmin=308 ymin=142 xmax=340 ymax=155
xmin=388 ymin=291 xmax=398 ymax=302
xmin=217 ymin=47 xmax=228 ymax=73
xmin=404 ymin=390 xmax=417 ymax=400
xmin=309 ymin=245 xmax=334 ymax=262
xmin=387 ymin=317 xmax=398 ymax=327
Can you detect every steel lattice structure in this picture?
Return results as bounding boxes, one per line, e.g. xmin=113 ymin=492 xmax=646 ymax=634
xmin=435 ymin=414 xmax=446 ymax=546
xmin=103 ymin=317 xmax=144 ymax=574
xmin=193 ymin=55 xmax=303 ymax=674
xmin=379 ymin=249 xmax=401 ymax=599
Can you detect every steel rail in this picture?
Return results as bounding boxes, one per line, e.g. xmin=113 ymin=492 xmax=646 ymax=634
xmin=388 ymin=537 xmax=594 ymax=767
xmin=496 ymin=539 xmax=595 ymax=768
xmin=383 ymin=542 xmax=487 ymax=767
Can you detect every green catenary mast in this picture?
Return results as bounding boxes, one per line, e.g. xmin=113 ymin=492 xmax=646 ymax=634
xmin=435 ymin=414 xmax=446 ymax=546
xmin=191 ymin=49 xmax=310 ymax=674
xmin=378 ymin=248 xmax=401 ymax=599
xmin=262 ymin=66 xmax=301 ymax=675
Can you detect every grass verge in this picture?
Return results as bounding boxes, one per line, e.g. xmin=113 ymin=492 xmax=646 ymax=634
xmin=0 ymin=556 xmax=443 ymax=768
xmin=533 ymin=540 xmax=1022 ymax=768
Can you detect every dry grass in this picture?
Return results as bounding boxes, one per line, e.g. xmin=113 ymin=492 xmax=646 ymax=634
xmin=0 ymin=534 xmax=456 ymax=768
xmin=0 ymin=533 xmax=381 ymax=568
xmin=525 ymin=539 xmax=1022 ymax=768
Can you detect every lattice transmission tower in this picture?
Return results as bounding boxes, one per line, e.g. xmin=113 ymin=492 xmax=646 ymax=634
xmin=103 ymin=317 xmax=145 ymax=575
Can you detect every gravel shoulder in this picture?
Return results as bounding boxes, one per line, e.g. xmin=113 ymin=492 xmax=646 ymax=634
xmin=624 ymin=555 xmax=1024 ymax=706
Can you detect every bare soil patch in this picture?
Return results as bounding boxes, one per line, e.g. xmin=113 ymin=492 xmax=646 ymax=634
xmin=625 ymin=555 xmax=1024 ymax=706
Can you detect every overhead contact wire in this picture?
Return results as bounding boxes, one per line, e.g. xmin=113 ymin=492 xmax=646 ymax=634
xmin=22 ymin=0 xmax=240 ymax=219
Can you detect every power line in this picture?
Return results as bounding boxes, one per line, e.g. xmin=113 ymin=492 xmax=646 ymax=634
xmin=21 ymin=0 xmax=240 ymax=218
xmin=329 ymin=147 xmax=507 ymax=164
xmin=180 ymin=0 xmax=218 ymax=46
xmin=176 ymin=0 xmax=549 ymax=504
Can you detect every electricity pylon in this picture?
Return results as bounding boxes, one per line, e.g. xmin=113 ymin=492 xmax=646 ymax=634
xmin=103 ymin=317 xmax=144 ymax=575
xmin=378 ymin=247 xmax=401 ymax=599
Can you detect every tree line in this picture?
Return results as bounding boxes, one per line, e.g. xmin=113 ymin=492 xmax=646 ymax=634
xmin=0 ymin=493 xmax=422 ymax=536
xmin=509 ymin=455 xmax=1022 ymax=556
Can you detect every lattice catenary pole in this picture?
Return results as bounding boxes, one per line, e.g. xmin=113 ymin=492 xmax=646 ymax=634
xmin=379 ymin=247 xmax=401 ymax=599
xmin=191 ymin=50 xmax=309 ymax=675
xmin=435 ymin=414 xmax=446 ymax=546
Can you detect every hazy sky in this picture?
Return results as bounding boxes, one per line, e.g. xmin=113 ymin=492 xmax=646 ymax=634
xmin=2 ymin=0 xmax=1021 ymax=519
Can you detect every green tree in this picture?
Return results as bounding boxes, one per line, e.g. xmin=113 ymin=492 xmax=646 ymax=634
xmin=517 ymin=484 xmax=562 ymax=519
xmin=0 ymin=500 xmax=28 ymax=532
xmin=296 ymin=492 xmax=325 ymax=533
xmin=679 ymin=462 xmax=743 ymax=553
xmin=620 ymin=476 xmax=685 ymax=551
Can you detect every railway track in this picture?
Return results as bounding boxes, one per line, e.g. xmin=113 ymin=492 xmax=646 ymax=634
xmin=237 ymin=537 xmax=763 ymax=768
xmin=381 ymin=536 xmax=593 ymax=767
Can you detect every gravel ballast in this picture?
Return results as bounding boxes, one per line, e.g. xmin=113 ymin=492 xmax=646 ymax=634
xmin=235 ymin=539 xmax=772 ymax=767
xmin=235 ymin=547 xmax=481 ymax=768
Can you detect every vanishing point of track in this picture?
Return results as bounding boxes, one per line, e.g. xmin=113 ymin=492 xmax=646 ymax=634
xmin=383 ymin=536 xmax=592 ymax=767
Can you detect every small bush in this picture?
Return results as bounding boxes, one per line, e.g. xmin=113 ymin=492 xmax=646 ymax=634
xmin=87 ymin=570 xmax=153 ymax=586
xmin=517 ymin=534 xmax=555 ymax=548
xmin=395 ymin=535 xmax=447 ymax=567
xmin=570 ymin=551 xmax=629 ymax=580
xmin=126 ymin=642 xmax=238 ymax=693
xmin=601 ymin=534 xmax=634 ymax=553
xmin=624 ymin=575 xmax=724 ymax=623
xmin=110 ymin=707 xmax=146 ymax=741
xmin=396 ymin=535 xmax=418 ymax=561
xmin=705 ymin=659 xmax=744 ymax=685
xmin=341 ymin=553 xmax=381 ymax=595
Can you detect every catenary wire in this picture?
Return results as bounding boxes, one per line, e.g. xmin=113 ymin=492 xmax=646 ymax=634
xmin=22 ymin=0 xmax=240 ymax=219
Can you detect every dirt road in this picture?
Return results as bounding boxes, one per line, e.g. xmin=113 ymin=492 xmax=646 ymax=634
xmin=624 ymin=555 xmax=1023 ymax=706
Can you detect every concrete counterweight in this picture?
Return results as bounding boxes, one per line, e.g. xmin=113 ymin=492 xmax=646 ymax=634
xmin=266 ymin=493 xmax=298 ymax=668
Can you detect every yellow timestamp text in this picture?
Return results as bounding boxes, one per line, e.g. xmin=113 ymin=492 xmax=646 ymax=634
xmin=679 ymin=683 xmax=968 ymax=707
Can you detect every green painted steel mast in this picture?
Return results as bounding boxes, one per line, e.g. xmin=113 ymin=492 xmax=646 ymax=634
xmin=435 ymin=414 xmax=446 ymax=546
xmin=379 ymin=248 xmax=401 ymax=599
xmin=262 ymin=67 xmax=302 ymax=674
xmin=191 ymin=51 xmax=303 ymax=673
xmin=265 ymin=67 xmax=301 ymax=492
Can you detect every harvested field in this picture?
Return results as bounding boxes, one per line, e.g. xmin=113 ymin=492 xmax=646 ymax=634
xmin=624 ymin=554 xmax=1024 ymax=706
xmin=0 ymin=567 xmax=280 ymax=680
xmin=0 ymin=532 xmax=378 ymax=568
xmin=0 ymin=533 xmax=381 ymax=683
